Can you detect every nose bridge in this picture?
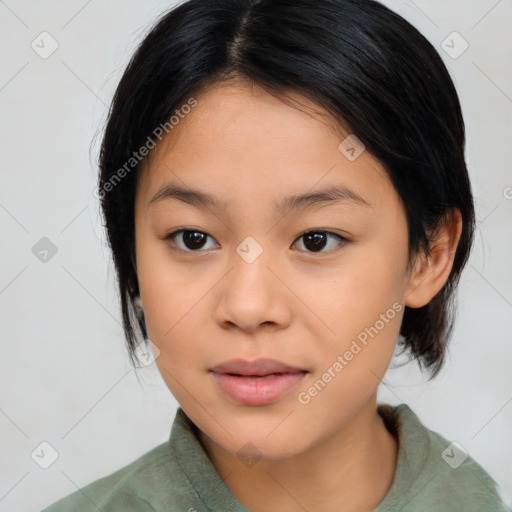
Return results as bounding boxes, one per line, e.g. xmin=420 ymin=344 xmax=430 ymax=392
xmin=230 ymin=234 xmax=276 ymax=304
xmin=215 ymin=234 xmax=291 ymax=331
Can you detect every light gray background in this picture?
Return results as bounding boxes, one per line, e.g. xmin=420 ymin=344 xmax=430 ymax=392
xmin=0 ymin=1 xmax=511 ymax=511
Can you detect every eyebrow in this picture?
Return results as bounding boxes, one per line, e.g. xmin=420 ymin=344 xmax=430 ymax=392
xmin=149 ymin=184 xmax=372 ymax=214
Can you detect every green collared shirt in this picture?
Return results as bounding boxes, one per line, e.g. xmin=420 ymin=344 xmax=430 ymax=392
xmin=42 ymin=404 xmax=509 ymax=511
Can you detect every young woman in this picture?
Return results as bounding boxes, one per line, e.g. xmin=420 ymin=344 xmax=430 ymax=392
xmin=43 ymin=0 xmax=508 ymax=510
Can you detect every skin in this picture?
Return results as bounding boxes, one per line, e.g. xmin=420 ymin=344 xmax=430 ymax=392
xmin=134 ymin=78 xmax=462 ymax=512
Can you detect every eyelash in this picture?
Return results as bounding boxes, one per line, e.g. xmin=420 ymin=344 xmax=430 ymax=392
xmin=163 ymin=228 xmax=348 ymax=255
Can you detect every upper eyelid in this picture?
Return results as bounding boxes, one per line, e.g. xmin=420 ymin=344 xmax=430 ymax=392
xmin=165 ymin=228 xmax=345 ymax=239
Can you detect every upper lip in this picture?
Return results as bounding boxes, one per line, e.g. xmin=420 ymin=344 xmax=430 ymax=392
xmin=210 ymin=358 xmax=307 ymax=376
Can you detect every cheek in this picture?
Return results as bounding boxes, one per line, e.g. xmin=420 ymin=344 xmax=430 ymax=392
xmin=293 ymin=240 xmax=407 ymax=402
xmin=293 ymin=270 xmax=404 ymax=440
xmin=135 ymin=240 xmax=208 ymax=362
xmin=300 ymin=244 xmax=406 ymax=343
xmin=143 ymin=275 xmax=211 ymax=408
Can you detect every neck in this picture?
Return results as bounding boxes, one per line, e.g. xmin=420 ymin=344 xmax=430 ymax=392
xmin=198 ymin=396 xmax=398 ymax=512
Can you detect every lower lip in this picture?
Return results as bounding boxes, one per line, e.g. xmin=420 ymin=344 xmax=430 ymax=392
xmin=211 ymin=371 xmax=307 ymax=406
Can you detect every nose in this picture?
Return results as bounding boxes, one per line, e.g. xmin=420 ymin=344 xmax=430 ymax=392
xmin=214 ymin=244 xmax=292 ymax=334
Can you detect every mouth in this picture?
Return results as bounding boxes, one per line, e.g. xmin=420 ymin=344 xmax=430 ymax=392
xmin=211 ymin=358 xmax=307 ymax=376
xmin=210 ymin=358 xmax=308 ymax=406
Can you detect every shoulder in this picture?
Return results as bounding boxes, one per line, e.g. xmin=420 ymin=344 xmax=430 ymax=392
xmin=377 ymin=403 xmax=509 ymax=512
xmin=40 ymin=441 xmax=197 ymax=512
xmin=41 ymin=407 xmax=244 ymax=512
xmin=41 ymin=442 xmax=166 ymax=511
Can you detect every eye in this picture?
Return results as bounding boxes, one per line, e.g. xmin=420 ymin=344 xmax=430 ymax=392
xmin=164 ymin=228 xmax=348 ymax=254
xmin=292 ymin=230 xmax=347 ymax=254
xmin=165 ymin=229 xmax=219 ymax=252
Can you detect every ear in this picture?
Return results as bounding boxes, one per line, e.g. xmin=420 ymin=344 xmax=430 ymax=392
xmin=404 ymin=208 xmax=463 ymax=308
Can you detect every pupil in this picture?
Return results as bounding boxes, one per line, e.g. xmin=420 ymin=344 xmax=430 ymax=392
xmin=184 ymin=231 xmax=206 ymax=249
xmin=304 ymin=232 xmax=326 ymax=252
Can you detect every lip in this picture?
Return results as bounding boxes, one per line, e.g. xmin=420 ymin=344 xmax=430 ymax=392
xmin=210 ymin=358 xmax=308 ymax=406
xmin=211 ymin=358 xmax=306 ymax=376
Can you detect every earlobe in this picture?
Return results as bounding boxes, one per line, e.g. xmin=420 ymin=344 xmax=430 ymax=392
xmin=404 ymin=208 xmax=463 ymax=309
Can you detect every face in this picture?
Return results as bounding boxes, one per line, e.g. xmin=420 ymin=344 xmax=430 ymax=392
xmin=134 ymin=80 xmax=415 ymax=460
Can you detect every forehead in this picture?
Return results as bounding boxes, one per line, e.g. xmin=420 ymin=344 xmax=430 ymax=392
xmin=136 ymin=80 xmax=398 ymax=214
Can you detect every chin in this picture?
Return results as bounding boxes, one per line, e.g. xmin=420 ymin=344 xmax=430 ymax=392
xmin=230 ymin=435 xmax=303 ymax=462
xmin=220 ymin=417 xmax=310 ymax=460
